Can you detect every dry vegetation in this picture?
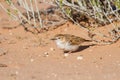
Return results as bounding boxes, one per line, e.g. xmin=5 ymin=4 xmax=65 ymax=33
xmin=0 ymin=1 xmax=120 ymax=80
xmin=0 ymin=0 xmax=120 ymax=43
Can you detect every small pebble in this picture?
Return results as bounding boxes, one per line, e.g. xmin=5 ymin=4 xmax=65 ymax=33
xmin=9 ymin=33 xmax=13 ymax=35
xmin=9 ymin=30 xmax=13 ymax=35
xmin=45 ymin=55 xmax=49 ymax=57
xmin=50 ymin=48 xmax=55 ymax=51
xmin=51 ymin=73 xmax=57 ymax=77
xmin=30 ymin=59 xmax=34 ymax=62
xmin=100 ymin=57 xmax=102 ymax=60
xmin=0 ymin=48 xmax=7 ymax=56
xmin=95 ymin=65 xmax=99 ymax=68
xmin=109 ymin=54 xmax=111 ymax=57
xmin=64 ymin=53 xmax=69 ymax=57
xmin=44 ymin=52 xmax=49 ymax=57
xmin=77 ymin=56 xmax=83 ymax=60
xmin=15 ymin=71 xmax=19 ymax=75
xmin=44 ymin=52 xmax=48 ymax=55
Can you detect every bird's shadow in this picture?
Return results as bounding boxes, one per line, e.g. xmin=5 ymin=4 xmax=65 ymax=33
xmin=64 ymin=44 xmax=95 ymax=53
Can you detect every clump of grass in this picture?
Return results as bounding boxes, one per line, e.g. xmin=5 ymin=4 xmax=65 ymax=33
xmin=0 ymin=0 xmax=66 ymax=33
xmin=0 ymin=0 xmax=43 ymax=31
xmin=0 ymin=0 xmax=120 ymax=44
xmin=55 ymin=0 xmax=120 ymax=44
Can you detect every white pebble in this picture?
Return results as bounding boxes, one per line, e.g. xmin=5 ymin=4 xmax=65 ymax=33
xmin=9 ymin=30 xmax=13 ymax=35
xmin=30 ymin=59 xmax=34 ymax=62
xmin=77 ymin=56 xmax=83 ymax=60
xmin=15 ymin=71 xmax=19 ymax=75
xmin=51 ymin=73 xmax=57 ymax=77
xmin=109 ymin=54 xmax=111 ymax=57
xmin=44 ymin=52 xmax=49 ymax=57
xmin=64 ymin=53 xmax=69 ymax=57
xmin=50 ymin=48 xmax=55 ymax=51
xmin=44 ymin=52 xmax=48 ymax=54
xmin=46 ymin=55 xmax=49 ymax=57
xmin=95 ymin=65 xmax=99 ymax=68
xmin=9 ymin=33 xmax=13 ymax=35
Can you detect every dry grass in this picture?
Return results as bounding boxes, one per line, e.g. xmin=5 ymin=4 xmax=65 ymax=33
xmin=0 ymin=0 xmax=120 ymax=44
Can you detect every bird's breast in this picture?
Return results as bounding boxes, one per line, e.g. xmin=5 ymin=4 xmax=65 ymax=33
xmin=55 ymin=40 xmax=79 ymax=51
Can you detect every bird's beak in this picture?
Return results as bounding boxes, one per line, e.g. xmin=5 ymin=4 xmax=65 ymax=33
xmin=50 ymin=37 xmax=56 ymax=40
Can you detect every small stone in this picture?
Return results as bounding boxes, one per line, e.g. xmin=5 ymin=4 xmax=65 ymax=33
xmin=50 ymin=48 xmax=55 ymax=51
xmin=30 ymin=59 xmax=34 ymax=62
xmin=0 ymin=48 xmax=8 ymax=56
xmin=45 ymin=55 xmax=49 ymax=57
xmin=44 ymin=52 xmax=49 ymax=57
xmin=77 ymin=56 xmax=83 ymax=60
xmin=44 ymin=52 xmax=48 ymax=55
xmin=64 ymin=53 xmax=69 ymax=57
xmin=9 ymin=32 xmax=13 ymax=35
xmin=15 ymin=71 xmax=19 ymax=75
xmin=9 ymin=30 xmax=13 ymax=35
xmin=109 ymin=54 xmax=111 ymax=57
xmin=95 ymin=65 xmax=99 ymax=68
xmin=51 ymin=73 xmax=57 ymax=77
xmin=100 ymin=57 xmax=102 ymax=60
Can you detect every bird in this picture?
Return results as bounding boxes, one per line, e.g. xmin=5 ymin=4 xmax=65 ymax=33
xmin=51 ymin=34 xmax=91 ymax=53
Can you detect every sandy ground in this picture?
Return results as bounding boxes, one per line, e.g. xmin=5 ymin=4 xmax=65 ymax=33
xmin=0 ymin=3 xmax=120 ymax=80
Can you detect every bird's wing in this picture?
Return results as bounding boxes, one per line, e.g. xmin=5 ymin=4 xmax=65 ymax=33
xmin=64 ymin=34 xmax=91 ymax=45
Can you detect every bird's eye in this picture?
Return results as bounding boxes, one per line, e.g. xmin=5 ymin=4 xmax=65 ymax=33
xmin=57 ymin=37 xmax=60 ymax=39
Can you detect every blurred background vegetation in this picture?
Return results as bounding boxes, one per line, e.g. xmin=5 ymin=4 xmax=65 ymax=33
xmin=0 ymin=0 xmax=120 ymax=44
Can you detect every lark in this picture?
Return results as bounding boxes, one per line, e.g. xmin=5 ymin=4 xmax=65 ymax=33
xmin=51 ymin=34 xmax=91 ymax=53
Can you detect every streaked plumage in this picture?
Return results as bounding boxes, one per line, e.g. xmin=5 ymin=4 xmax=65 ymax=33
xmin=51 ymin=34 xmax=91 ymax=52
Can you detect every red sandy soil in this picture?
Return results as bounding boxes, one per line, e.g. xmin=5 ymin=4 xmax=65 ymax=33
xmin=0 ymin=3 xmax=120 ymax=80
